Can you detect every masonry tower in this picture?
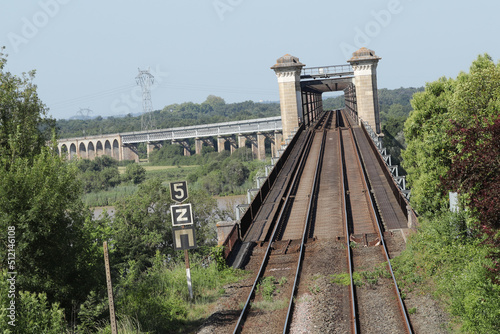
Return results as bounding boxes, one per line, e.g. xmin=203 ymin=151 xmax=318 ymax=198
xmin=347 ymin=47 xmax=381 ymax=133
xmin=271 ymin=54 xmax=305 ymax=140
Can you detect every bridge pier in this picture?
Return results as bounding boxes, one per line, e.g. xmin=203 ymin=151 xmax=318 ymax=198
xmin=217 ymin=136 xmax=226 ymax=153
xmin=195 ymin=137 xmax=215 ymax=155
xmin=271 ymin=54 xmax=305 ymax=140
xmin=121 ymin=144 xmax=139 ymax=162
xmin=228 ymin=137 xmax=237 ymax=153
xmin=273 ymin=131 xmax=282 ymax=157
xmin=238 ymin=134 xmax=259 ymax=159
xmin=147 ymin=142 xmax=162 ymax=160
xmin=173 ymin=139 xmax=191 ymax=156
xmin=257 ymin=132 xmax=266 ymax=160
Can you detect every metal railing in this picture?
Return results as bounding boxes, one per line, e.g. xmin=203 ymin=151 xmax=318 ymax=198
xmin=121 ymin=116 xmax=282 ymax=144
xmin=301 ymin=64 xmax=353 ymax=78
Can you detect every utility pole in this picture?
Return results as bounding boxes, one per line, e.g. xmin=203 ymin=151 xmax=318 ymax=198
xmin=136 ymin=68 xmax=155 ymax=131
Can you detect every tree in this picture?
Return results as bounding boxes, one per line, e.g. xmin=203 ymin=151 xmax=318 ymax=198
xmin=402 ymin=77 xmax=455 ymax=213
xmin=0 ymin=50 xmax=102 ymax=317
xmin=441 ymin=117 xmax=500 ymax=283
xmin=124 ymin=162 xmax=146 ymax=184
xmin=0 ymin=47 xmax=54 ymax=165
xmin=403 ymin=54 xmax=500 ymax=215
xmin=111 ymin=178 xmax=174 ymax=270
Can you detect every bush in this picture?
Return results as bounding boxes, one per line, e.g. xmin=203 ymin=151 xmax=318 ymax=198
xmin=123 ymin=163 xmax=146 ymax=184
xmin=0 ymin=270 xmax=67 ymax=333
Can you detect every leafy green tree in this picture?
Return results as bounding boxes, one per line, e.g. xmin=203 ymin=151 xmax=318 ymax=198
xmin=403 ymin=54 xmax=499 ymax=215
xmin=124 ymin=162 xmax=146 ymax=184
xmin=403 ymin=77 xmax=456 ymax=214
xmin=0 ymin=47 xmax=54 ymax=165
xmin=76 ymin=156 xmax=122 ymax=193
xmin=0 ymin=51 xmax=103 ymax=321
xmin=111 ymin=178 xmax=173 ymax=270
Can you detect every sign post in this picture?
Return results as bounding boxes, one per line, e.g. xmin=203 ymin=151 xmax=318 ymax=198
xmin=170 ymin=181 xmax=196 ymax=300
xmin=103 ymin=241 xmax=117 ymax=334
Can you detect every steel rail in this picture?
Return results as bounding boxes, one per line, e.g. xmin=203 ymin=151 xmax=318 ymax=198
xmin=282 ymin=112 xmax=330 ymax=333
xmin=338 ymin=110 xmax=359 ymax=333
xmin=232 ymin=118 xmax=319 ymax=334
xmin=343 ymin=110 xmax=413 ymax=334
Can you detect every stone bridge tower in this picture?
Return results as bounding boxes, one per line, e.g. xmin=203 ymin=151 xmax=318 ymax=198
xmin=347 ymin=47 xmax=381 ymax=133
xmin=271 ymin=54 xmax=305 ymax=140
xmin=271 ymin=48 xmax=382 ymax=137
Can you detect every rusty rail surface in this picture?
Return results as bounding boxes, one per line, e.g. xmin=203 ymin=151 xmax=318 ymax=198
xmin=233 ymin=112 xmax=329 ymax=334
xmin=341 ymin=110 xmax=413 ymax=333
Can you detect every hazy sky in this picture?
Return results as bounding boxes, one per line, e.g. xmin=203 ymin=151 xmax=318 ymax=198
xmin=1 ymin=0 xmax=499 ymax=120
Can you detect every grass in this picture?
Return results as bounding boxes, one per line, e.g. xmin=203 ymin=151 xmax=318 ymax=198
xmin=82 ymin=185 xmax=137 ymax=207
xmin=330 ymin=264 xmax=390 ymax=288
xmin=251 ymin=299 xmax=288 ymax=311
xmin=84 ymin=166 xmax=198 ymax=207
xmin=100 ymin=253 xmax=250 ymax=333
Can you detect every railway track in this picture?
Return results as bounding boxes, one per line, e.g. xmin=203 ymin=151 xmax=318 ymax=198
xmin=231 ymin=110 xmax=413 ymax=333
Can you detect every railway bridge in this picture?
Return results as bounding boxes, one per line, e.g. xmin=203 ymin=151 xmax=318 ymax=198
xmin=57 ymin=117 xmax=283 ymax=162
xmin=213 ymin=48 xmax=420 ymax=333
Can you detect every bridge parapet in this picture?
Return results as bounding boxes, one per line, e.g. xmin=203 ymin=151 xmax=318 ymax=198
xmin=121 ymin=117 xmax=282 ymax=144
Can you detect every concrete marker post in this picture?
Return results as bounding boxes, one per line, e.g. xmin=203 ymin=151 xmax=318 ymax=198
xmin=103 ymin=241 xmax=117 ymax=334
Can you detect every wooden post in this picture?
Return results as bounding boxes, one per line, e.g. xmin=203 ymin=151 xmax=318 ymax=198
xmin=103 ymin=241 xmax=118 ymax=334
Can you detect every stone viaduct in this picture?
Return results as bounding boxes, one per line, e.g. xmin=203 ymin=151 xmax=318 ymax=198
xmin=57 ymin=117 xmax=283 ymax=162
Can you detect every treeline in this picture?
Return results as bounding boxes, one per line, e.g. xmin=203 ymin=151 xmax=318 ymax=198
xmin=393 ymin=54 xmax=500 ymax=333
xmin=56 ymin=95 xmax=280 ymax=138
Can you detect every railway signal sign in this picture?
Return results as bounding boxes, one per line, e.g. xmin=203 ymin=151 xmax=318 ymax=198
xmin=172 ymin=225 xmax=197 ymax=251
xmin=171 ymin=203 xmax=194 ymax=226
xmin=169 ymin=180 xmax=195 ymax=300
xmin=170 ymin=181 xmax=188 ymax=203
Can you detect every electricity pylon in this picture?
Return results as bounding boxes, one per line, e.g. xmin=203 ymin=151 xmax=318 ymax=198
xmin=136 ymin=68 xmax=155 ymax=131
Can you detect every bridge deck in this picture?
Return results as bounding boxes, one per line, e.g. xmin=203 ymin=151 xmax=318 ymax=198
xmin=353 ymin=126 xmax=408 ymax=230
xmin=240 ymin=113 xmax=408 ymax=245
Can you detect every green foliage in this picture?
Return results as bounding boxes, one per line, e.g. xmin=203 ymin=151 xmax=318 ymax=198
xmin=403 ymin=77 xmax=455 ymax=214
xmin=403 ymin=54 xmax=500 ymax=215
xmin=113 ymin=252 xmax=246 ymax=333
xmin=111 ymin=178 xmax=222 ymax=270
xmin=111 ymin=178 xmax=174 ymax=270
xmin=123 ymin=162 xmax=146 ymax=184
xmin=82 ymin=184 xmax=137 ymax=207
xmin=392 ymin=211 xmax=500 ymax=333
xmin=0 ymin=270 xmax=67 ymax=333
xmin=0 ymin=47 xmax=55 ymax=165
xmin=76 ymin=290 xmax=110 ymax=333
xmin=76 ymin=156 xmax=122 ymax=193
xmin=210 ymin=245 xmax=228 ymax=271
xmin=0 ymin=146 xmax=103 ymax=314
xmin=257 ymin=276 xmax=281 ymax=302
xmin=56 ymin=97 xmax=280 ymax=139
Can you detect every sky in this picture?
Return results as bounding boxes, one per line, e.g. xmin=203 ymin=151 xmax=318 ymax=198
xmin=1 ymin=0 xmax=500 ymax=120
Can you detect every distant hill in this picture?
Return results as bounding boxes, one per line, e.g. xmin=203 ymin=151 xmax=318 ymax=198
xmin=56 ymin=96 xmax=280 ymax=139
